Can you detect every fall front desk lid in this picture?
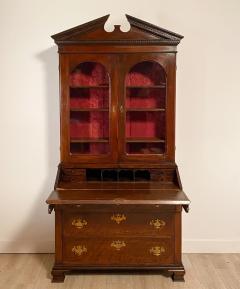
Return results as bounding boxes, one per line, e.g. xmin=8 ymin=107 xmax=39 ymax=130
xmin=46 ymin=188 xmax=190 ymax=207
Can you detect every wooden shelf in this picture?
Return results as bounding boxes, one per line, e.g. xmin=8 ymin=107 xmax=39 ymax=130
xmin=70 ymin=138 xmax=109 ymax=143
xmin=126 ymin=108 xmax=165 ymax=112
xmin=70 ymin=108 xmax=109 ymax=112
xmin=70 ymin=85 xmax=109 ymax=89
xmin=70 ymin=108 xmax=165 ymax=112
xmin=126 ymin=85 xmax=166 ymax=89
xmin=126 ymin=138 xmax=165 ymax=143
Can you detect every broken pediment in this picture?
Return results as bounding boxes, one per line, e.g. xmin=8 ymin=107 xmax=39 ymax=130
xmin=51 ymin=14 xmax=183 ymax=45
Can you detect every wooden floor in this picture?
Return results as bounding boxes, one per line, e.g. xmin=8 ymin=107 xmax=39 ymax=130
xmin=0 ymin=254 xmax=239 ymax=289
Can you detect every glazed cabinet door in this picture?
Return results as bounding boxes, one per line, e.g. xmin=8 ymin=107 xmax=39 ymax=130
xmin=117 ymin=53 xmax=176 ymax=163
xmin=60 ymin=54 xmax=118 ymax=164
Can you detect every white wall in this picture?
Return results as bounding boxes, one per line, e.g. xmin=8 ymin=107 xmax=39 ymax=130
xmin=0 ymin=0 xmax=240 ymax=253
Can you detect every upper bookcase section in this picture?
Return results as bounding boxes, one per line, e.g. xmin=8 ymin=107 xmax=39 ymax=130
xmin=51 ymin=14 xmax=183 ymax=46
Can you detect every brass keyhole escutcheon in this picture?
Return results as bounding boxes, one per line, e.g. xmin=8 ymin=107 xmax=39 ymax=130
xmin=111 ymin=214 xmax=126 ymax=224
xmin=72 ymin=245 xmax=87 ymax=256
xmin=120 ymin=105 xmax=124 ymax=113
xmin=149 ymin=219 xmax=166 ymax=229
xmin=72 ymin=218 xmax=87 ymax=229
xmin=149 ymin=246 xmax=165 ymax=256
xmin=111 ymin=240 xmax=126 ymax=251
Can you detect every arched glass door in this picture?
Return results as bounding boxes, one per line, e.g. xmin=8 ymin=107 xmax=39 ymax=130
xmin=125 ymin=61 xmax=166 ymax=156
xmin=69 ymin=61 xmax=110 ymax=155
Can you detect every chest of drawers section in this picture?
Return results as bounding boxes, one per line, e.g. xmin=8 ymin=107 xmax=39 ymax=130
xmin=54 ymin=204 xmax=182 ymax=270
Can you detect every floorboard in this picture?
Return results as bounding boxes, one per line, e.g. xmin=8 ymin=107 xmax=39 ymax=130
xmin=0 ymin=254 xmax=239 ymax=289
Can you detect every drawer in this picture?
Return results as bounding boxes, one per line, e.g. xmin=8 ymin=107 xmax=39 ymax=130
xmin=63 ymin=208 xmax=174 ymax=237
xmin=63 ymin=237 xmax=174 ymax=265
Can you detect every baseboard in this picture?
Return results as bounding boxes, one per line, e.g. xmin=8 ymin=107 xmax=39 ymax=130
xmin=183 ymin=239 xmax=240 ymax=253
xmin=0 ymin=239 xmax=239 ymax=253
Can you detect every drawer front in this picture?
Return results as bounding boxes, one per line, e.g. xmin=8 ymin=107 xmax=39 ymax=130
xmin=63 ymin=237 xmax=174 ymax=265
xmin=63 ymin=210 xmax=174 ymax=237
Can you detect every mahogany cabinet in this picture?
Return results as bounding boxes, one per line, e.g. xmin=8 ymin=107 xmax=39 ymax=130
xmin=46 ymin=14 xmax=190 ymax=282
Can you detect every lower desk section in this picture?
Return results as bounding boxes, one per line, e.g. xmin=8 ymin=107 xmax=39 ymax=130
xmin=50 ymin=203 xmax=186 ymax=282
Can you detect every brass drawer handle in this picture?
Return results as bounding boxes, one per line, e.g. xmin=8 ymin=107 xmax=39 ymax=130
xmin=72 ymin=245 xmax=87 ymax=256
xmin=111 ymin=240 xmax=126 ymax=251
xmin=150 ymin=219 xmax=166 ymax=229
xmin=72 ymin=218 xmax=87 ymax=229
xmin=149 ymin=246 xmax=165 ymax=256
xmin=111 ymin=214 xmax=126 ymax=224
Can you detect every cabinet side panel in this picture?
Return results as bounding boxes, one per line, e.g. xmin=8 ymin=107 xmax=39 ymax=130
xmin=166 ymin=54 xmax=176 ymax=161
xmin=174 ymin=207 xmax=182 ymax=264
xmin=59 ymin=54 xmax=70 ymax=162
xmin=55 ymin=207 xmax=63 ymax=264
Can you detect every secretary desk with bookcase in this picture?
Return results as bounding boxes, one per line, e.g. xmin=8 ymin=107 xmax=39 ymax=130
xmin=46 ymin=14 xmax=190 ymax=282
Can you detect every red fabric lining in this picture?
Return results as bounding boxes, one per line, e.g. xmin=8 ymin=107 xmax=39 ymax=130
xmin=68 ymin=61 xmax=167 ymax=155
xmin=126 ymin=88 xmax=165 ymax=108
xmin=70 ymin=62 xmax=109 ymax=87
xmin=125 ymin=61 xmax=166 ymax=86
xmin=69 ymin=62 xmax=109 ymax=154
xmin=70 ymin=143 xmax=109 ymax=154
xmin=126 ymin=143 xmax=165 ymax=154
xmin=70 ymin=88 xmax=109 ymax=108
xmin=90 ymin=143 xmax=109 ymax=154
xmin=126 ymin=112 xmax=165 ymax=138
xmin=125 ymin=61 xmax=166 ymax=154
xmin=70 ymin=112 xmax=109 ymax=139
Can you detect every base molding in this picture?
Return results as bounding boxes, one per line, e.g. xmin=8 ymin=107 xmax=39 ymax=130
xmin=51 ymin=263 xmax=185 ymax=283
